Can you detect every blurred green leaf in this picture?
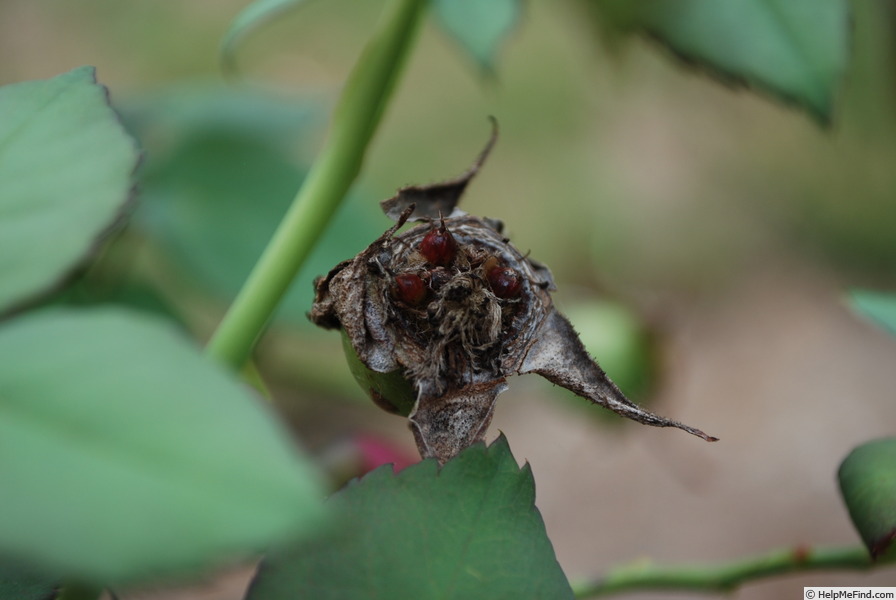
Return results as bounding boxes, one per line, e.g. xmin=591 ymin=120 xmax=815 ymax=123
xmin=0 ymin=558 xmax=56 ymax=600
xmin=0 ymin=67 xmax=139 ymax=314
xmin=135 ymin=132 xmax=306 ymax=307
xmin=128 ymin=88 xmax=384 ymax=324
xmin=850 ymin=290 xmax=896 ymax=338
xmin=0 ymin=308 xmax=326 ymax=582
xmin=595 ymin=0 xmax=850 ymax=124
xmin=247 ymin=435 xmax=573 ymax=600
xmin=124 ymin=84 xmax=320 ymax=149
xmin=431 ymin=0 xmax=521 ymax=71
xmin=221 ymin=0 xmax=310 ymax=73
xmin=839 ymin=438 xmax=896 ymax=562
xmin=40 ymin=264 xmax=183 ymax=325
xmin=562 ymin=299 xmax=654 ymax=402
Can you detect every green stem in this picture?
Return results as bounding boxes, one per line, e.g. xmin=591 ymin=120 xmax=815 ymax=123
xmin=206 ymin=0 xmax=427 ymax=368
xmin=572 ymin=545 xmax=876 ymax=597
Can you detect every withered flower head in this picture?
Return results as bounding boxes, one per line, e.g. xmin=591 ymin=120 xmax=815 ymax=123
xmin=310 ymin=121 xmax=717 ymax=464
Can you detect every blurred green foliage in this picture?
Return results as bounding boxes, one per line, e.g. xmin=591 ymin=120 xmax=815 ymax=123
xmin=126 ymin=85 xmax=385 ymax=325
xmin=0 ymin=67 xmax=139 ymax=314
xmin=0 ymin=559 xmax=56 ymax=600
xmin=562 ymin=299 xmax=655 ymax=403
xmin=851 ymin=290 xmax=896 ymax=338
xmin=430 ymin=0 xmax=521 ymax=71
xmin=0 ymin=309 xmax=327 ymax=582
xmin=2 ymin=0 xmax=894 ymax=407
xmin=3 ymin=0 xmax=896 ymax=595
xmin=593 ymin=0 xmax=849 ymax=124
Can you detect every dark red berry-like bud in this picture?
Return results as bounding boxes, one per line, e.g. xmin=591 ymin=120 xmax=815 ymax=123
xmin=393 ymin=273 xmax=427 ymax=305
xmin=486 ymin=264 xmax=522 ymax=298
xmin=419 ymin=221 xmax=457 ymax=266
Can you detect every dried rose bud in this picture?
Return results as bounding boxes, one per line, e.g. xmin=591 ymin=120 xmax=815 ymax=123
xmin=310 ymin=120 xmax=717 ymax=464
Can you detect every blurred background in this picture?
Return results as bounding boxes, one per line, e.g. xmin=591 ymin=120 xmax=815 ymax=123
xmin=3 ymin=0 xmax=896 ymax=597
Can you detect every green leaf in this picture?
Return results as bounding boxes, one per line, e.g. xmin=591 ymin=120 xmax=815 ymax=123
xmin=431 ymin=0 xmax=521 ymax=71
xmin=596 ymin=0 xmax=850 ymax=124
xmin=220 ymin=0 xmax=310 ymax=73
xmin=0 ymin=308 xmax=326 ymax=582
xmin=850 ymin=290 xmax=896 ymax=338
xmin=0 ymin=558 xmax=57 ymax=600
xmin=247 ymin=435 xmax=573 ymax=600
xmin=838 ymin=437 xmax=896 ymax=561
xmin=0 ymin=67 xmax=140 ymax=314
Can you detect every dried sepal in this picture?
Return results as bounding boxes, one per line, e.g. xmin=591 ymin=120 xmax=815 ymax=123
xmin=380 ymin=117 xmax=498 ymax=223
xmin=310 ymin=124 xmax=716 ymax=463
xmin=409 ymin=380 xmax=509 ymax=463
xmin=520 ymin=311 xmax=718 ymax=441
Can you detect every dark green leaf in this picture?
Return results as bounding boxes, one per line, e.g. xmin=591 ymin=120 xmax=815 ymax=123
xmin=850 ymin=290 xmax=896 ymax=338
xmin=220 ymin=0 xmax=310 ymax=73
xmin=0 ymin=67 xmax=140 ymax=314
xmin=0 ymin=308 xmax=326 ymax=582
xmin=595 ymin=0 xmax=850 ymax=124
xmin=431 ymin=0 xmax=521 ymax=71
xmin=247 ymin=435 xmax=573 ymax=600
xmin=838 ymin=437 xmax=896 ymax=561
xmin=0 ymin=558 xmax=57 ymax=600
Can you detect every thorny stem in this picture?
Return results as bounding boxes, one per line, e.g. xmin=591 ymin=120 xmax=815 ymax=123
xmin=572 ymin=545 xmax=877 ymax=597
xmin=206 ymin=0 xmax=427 ymax=368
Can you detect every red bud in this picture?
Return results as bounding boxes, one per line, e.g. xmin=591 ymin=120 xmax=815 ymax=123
xmin=419 ymin=223 xmax=457 ymax=266
xmin=393 ymin=273 xmax=427 ymax=305
xmin=486 ymin=265 xmax=522 ymax=298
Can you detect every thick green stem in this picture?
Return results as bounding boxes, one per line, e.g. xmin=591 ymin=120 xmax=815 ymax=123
xmin=572 ymin=545 xmax=876 ymax=597
xmin=206 ymin=0 xmax=426 ymax=368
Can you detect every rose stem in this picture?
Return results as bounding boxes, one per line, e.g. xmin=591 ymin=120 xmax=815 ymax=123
xmin=206 ymin=0 xmax=426 ymax=368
